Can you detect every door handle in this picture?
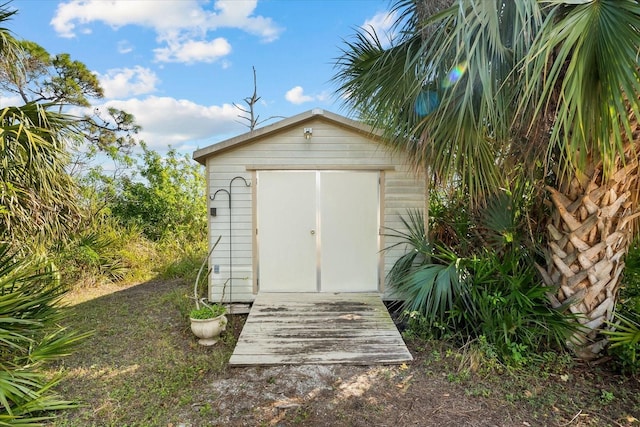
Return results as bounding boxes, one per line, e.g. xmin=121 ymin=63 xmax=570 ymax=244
xmin=310 ymin=230 xmax=315 ymax=235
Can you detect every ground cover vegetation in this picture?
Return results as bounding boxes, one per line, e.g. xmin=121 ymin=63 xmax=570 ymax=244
xmin=1 ymin=0 xmax=640 ymax=425
xmin=43 ymin=279 xmax=640 ymax=426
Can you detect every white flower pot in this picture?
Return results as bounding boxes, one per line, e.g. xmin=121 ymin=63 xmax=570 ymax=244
xmin=190 ymin=314 xmax=227 ymax=346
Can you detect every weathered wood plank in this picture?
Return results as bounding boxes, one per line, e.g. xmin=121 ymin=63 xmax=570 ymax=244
xmin=229 ymin=292 xmax=413 ymax=366
xmin=229 ymin=353 xmax=412 ymax=366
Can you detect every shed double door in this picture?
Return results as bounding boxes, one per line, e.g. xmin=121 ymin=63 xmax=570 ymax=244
xmin=257 ymin=170 xmax=379 ymax=292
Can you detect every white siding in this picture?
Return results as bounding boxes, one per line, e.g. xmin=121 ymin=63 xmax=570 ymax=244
xmin=205 ymin=117 xmax=424 ymax=302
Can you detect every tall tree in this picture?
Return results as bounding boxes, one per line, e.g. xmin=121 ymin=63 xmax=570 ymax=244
xmin=0 ymin=38 xmax=138 ymax=153
xmin=0 ymin=6 xmax=139 ymax=246
xmin=334 ymin=0 xmax=640 ymax=359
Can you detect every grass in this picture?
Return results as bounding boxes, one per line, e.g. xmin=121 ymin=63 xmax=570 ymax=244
xmin=47 ymin=279 xmax=241 ymax=427
xmin=404 ymin=339 xmax=640 ymax=426
xmin=43 ymin=278 xmax=640 ymax=427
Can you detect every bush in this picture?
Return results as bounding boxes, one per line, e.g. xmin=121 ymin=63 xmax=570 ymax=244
xmin=0 ymin=243 xmax=89 ymax=425
xmin=606 ymin=241 xmax=640 ymax=374
xmin=388 ymin=187 xmax=574 ymax=365
xmin=53 ymin=143 xmax=208 ymax=290
xmin=457 ymin=248 xmax=574 ymax=365
xmin=110 ymin=143 xmax=206 ymax=242
xmin=52 ymin=214 xmax=155 ymax=287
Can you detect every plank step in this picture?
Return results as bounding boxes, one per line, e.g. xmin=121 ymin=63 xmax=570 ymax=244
xmin=229 ymin=292 xmax=413 ymax=366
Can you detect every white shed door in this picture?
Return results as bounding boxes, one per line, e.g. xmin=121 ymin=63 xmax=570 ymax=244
xmin=257 ymin=171 xmax=317 ymax=292
xmin=257 ymin=171 xmax=379 ymax=292
xmin=319 ymin=171 xmax=379 ymax=292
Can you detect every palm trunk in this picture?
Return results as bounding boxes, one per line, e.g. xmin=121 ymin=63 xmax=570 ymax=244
xmin=539 ymin=146 xmax=639 ymax=359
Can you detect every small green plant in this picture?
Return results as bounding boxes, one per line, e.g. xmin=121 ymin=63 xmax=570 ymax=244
xmin=190 ymin=304 xmax=227 ymax=319
xmin=189 ymin=235 xmax=226 ymax=320
xmin=446 ymin=369 xmax=470 ymax=383
xmin=600 ymin=390 xmax=615 ymax=405
xmin=199 ymin=403 xmax=213 ymax=416
xmin=402 ymin=310 xmax=449 ymax=340
xmin=605 ymin=312 xmax=640 ymax=374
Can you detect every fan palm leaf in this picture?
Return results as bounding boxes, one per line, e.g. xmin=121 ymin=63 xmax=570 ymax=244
xmin=0 ymin=243 xmax=89 ymax=424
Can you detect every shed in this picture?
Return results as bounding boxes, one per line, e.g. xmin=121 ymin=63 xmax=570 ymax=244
xmin=193 ymin=109 xmax=425 ymax=303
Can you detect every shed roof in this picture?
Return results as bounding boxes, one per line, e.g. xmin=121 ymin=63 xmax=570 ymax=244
xmin=192 ymin=108 xmax=381 ymax=164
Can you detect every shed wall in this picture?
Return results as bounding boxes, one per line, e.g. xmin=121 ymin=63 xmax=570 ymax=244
xmin=205 ymin=117 xmax=424 ymax=302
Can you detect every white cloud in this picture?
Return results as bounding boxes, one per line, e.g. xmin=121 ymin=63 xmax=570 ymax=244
xmin=51 ymin=0 xmax=283 ymax=64
xmin=51 ymin=1 xmax=205 ymax=37
xmin=0 ymin=94 xmax=25 ymax=108
xmin=117 ymin=40 xmax=133 ymax=54
xmin=211 ymin=0 xmax=281 ymax=42
xmin=363 ymin=11 xmax=397 ymax=47
xmin=97 ymin=66 xmax=159 ymax=99
xmin=285 ymin=86 xmax=313 ymax=105
xmin=285 ymin=86 xmax=329 ymax=105
xmin=94 ymin=96 xmax=245 ymax=149
xmin=154 ymin=37 xmax=231 ymax=64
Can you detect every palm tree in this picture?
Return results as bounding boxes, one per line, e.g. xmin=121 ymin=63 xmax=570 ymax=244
xmin=0 ymin=7 xmax=81 ymax=247
xmin=334 ymin=0 xmax=640 ymax=359
xmin=0 ymin=102 xmax=80 ymax=245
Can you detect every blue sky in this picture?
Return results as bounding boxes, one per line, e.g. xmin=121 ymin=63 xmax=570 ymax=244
xmin=7 ymin=0 xmax=396 ymax=154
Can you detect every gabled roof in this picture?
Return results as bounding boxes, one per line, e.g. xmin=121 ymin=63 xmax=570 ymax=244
xmin=192 ymin=108 xmax=381 ymax=164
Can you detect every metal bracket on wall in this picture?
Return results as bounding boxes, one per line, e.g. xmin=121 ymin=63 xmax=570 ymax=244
xmin=209 ymin=176 xmax=251 ymax=305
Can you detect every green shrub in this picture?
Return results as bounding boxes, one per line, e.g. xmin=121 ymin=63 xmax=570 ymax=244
xmin=606 ymin=241 xmax=640 ymax=374
xmin=157 ymin=233 xmax=207 ymax=284
xmin=0 ymin=243 xmax=89 ymax=425
xmin=387 ymin=186 xmax=574 ymax=366
xmin=109 ymin=143 xmax=206 ymax=242
xmin=457 ymin=248 xmax=574 ymax=365
xmin=52 ymin=215 xmax=153 ymax=287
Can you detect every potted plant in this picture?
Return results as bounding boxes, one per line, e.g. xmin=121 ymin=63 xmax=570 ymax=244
xmin=190 ymin=301 xmax=227 ymax=346
xmin=190 ymin=236 xmax=227 ymax=346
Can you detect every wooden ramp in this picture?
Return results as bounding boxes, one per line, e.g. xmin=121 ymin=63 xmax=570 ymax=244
xmin=229 ymin=292 xmax=413 ymax=366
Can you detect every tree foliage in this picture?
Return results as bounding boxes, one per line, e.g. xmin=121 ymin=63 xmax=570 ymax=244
xmin=334 ymin=0 xmax=640 ymax=204
xmin=0 ymin=39 xmax=103 ymax=106
xmin=0 ymin=35 xmax=139 ymax=153
xmin=0 ymin=4 xmax=139 ymax=247
xmin=109 ymin=143 xmax=207 ymax=242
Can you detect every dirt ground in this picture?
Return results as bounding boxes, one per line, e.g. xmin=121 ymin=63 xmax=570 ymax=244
xmin=56 ymin=279 xmax=640 ymax=427
xmin=196 ymin=357 xmax=512 ymax=427
xmin=194 ymin=342 xmax=638 ymax=427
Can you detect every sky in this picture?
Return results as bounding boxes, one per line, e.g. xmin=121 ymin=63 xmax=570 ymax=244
xmin=6 ymin=0 xmax=396 ymax=156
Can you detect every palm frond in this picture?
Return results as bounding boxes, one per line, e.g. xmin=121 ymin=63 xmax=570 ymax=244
xmin=334 ymin=1 xmax=546 ymax=206
xmin=395 ymin=259 xmax=465 ymax=321
xmin=605 ymin=312 xmax=640 ymax=348
xmin=521 ymin=0 xmax=640 ymax=180
xmin=0 ymin=103 xmax=80 ymax=244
